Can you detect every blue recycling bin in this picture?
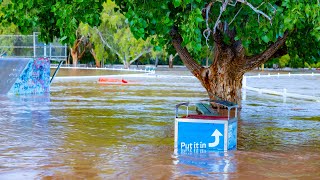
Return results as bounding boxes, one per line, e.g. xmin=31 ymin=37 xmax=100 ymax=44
xmin=175 ymin=100 xmax=238 ymax=153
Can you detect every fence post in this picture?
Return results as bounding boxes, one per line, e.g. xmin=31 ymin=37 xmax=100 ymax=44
xmin=33 ymin=32 xmax=36 ymax=58
xmin=242 ymin=76 xmax=247 ymax=88
xmin=64 ymin=44 xmax=68 ymax=62
xmin=49 ymin=43 xmax=52 ymax=60
xmin=242 ymin=75 xmax=247 ymax=101
xmin=242 ymin=89 xmax=246 ymax=101
xmin=44 ymin=43 xmax=47 ymax=58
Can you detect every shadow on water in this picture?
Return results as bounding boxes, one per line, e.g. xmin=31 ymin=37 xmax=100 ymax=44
xmin=173 ymin=151 xmax=237 ymax=179
xmin=0 ymin=71 xmax=319 ymax=179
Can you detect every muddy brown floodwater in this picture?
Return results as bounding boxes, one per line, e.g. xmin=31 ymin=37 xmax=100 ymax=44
xmin=0 ymin=68 xmax=319 ymax=179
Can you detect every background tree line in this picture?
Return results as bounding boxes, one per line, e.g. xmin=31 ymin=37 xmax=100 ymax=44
xmin=0 ymin=0 xmax=318 ymax=69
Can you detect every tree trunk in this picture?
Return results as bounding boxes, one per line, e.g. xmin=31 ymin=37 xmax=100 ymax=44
xmin=200 ymin=61 xmax=244 ymax=105
xmin=123 ymin=59 xmax=130 ymax=69
xmin=169 ymin=54 xmax=174 ymax=68
xmin=70 ymin=37 xmax=90 ymax=67
xmin=70 ymin=48 xmax=78 ymax=67
xmin=90 ymin=49 xmax=101 ymax=68
xmin=155 ymin=56 xmax=159 ymax=67
xmin=170 ymin=26 xmax=288 ymax=106
xmin=198 ymin=40 xmax=245 ymax=105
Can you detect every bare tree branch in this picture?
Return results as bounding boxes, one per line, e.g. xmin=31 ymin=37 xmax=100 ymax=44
xmin=213 ymin=0 xmax=229 ymax=34
xmin=129 ymin=49 xmax=152 ymax=64
xmin=229 ymin=7 xmax=242 ymax=25
xmin=237 ymin=0 xmax=273 ymax=22
xmin=95 ymin=27 xmax=123 ymax=60
xmin=203 ymin=1 xmax=215 ymax=47
xmin=207 ymin=0 xmax=275 ymax=36
xmin=170 ymin=27 xmax=202 ymax=78
xmin=244 ymin=31 xmax=289 ymax=71
xmin=77 ymin=46 xmax=87 ymax=59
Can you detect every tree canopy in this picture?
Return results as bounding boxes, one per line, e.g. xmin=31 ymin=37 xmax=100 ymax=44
xmin=1 ymin=0 xmax=318 ymax=61
xmin=0 ymin=0 xmax=104 ymax=44
xmin=113 ymin=0 xmax=319 ymax=59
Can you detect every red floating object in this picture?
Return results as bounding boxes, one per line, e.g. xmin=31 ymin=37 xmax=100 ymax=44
xmin=98 ymin=77 xmax=128 ymax=84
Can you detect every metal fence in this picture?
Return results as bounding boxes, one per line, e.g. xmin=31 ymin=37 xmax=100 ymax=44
xmin=0 ymin=32 xmax=67 ymax=61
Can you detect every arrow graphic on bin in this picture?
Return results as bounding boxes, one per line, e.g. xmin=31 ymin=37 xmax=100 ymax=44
xmin=208 ymin=129 xmax=223 ymax=148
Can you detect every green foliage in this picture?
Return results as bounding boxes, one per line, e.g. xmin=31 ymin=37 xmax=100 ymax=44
xmin=0 ymin=22 xmax=19 ymax=56
xmin=264 ymin=58 xmax=278 ymax=68
xmin=0 ymin=1 xmax=20 ymax=56
xmin=1 ymin=0 xmax=319 ymax=66
xmin=113 ymin=0 xmax=320 ymax=62
xmin=279 ymin=54 xmax=290 ymax=68
xmin=289 ymin=55 xmax=304 ymax=68
xmin=0 ymin=0 xmax=104 ymax=45
xmin=304 ymin=62 xmax=311 ymax=69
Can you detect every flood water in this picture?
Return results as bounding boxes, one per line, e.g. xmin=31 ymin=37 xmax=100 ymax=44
xmin=0 ymin=69 xmax=319 ymax=179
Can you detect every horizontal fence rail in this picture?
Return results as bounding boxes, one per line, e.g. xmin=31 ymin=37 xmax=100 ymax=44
xmin=50 ymin=64 xmax=156 ymax=73
xmin=245 ymin=72 xmax=320 ymax=79
xmin=243 ymin=73 xmax=320 ymax=102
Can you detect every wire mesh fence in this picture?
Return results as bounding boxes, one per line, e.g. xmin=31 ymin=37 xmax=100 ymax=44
xmin=0 ymin=32 xmax=67 ymax=61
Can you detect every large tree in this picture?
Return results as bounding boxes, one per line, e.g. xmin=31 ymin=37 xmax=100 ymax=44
xmin=112 ymin=0 xmax=320 ymax=104
xmin=1 ymin=0 xmax=319 ymax=105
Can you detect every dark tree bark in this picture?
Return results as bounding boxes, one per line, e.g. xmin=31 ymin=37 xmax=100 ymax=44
xmin=170 ymin=26 xmax=288 ymax=106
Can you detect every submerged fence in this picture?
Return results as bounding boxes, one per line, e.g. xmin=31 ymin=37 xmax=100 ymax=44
xmin=50 ymin=64 xmax=156 ymax=74
xmin=243 ymin=73 xmax=320 ymax=102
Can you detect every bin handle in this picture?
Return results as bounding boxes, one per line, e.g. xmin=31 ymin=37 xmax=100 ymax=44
xmin=175 ymin=102 xmax=189 ymax=118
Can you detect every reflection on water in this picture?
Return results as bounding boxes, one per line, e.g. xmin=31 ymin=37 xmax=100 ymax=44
xmin=174 ymin=151 xmax=237 ymax=179
xmin=0 ymin=71 xmax=319 ymax=179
